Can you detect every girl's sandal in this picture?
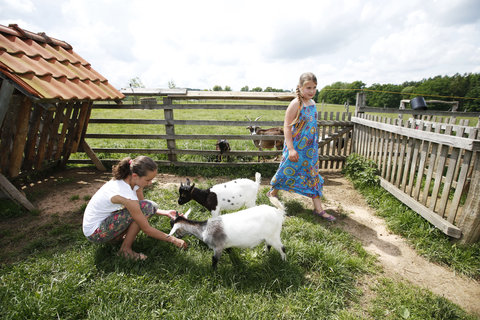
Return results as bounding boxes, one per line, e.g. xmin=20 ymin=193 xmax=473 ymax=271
xmin=266 ymin=190 xmax=276 ymax=198
xmin=313 ymin=210 xmax=336 ymax=222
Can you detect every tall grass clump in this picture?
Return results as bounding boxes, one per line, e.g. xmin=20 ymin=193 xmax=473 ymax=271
xmin=343 ymin=154 xmax=480 ymax=279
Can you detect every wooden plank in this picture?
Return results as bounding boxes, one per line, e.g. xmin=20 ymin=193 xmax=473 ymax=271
xmin=421 ymin=125 xmax=441 ymax=205
xmin=352 ymin=116 xmax=480 ymax=151
xmin=0 ymin=97 xmax=17 ymax=173
xmin=412 ymin=123 xmax=432 ymax=200
xmin=71 ymin=102 xmax=90 ymax=153
xmin=45 ymin=103 xmax=65 ymax=161
xmin=54 ymin=103 xmax=74 ymax=161
xmin=81 ymin=140 xmax=106 ymax=171
xmin=93 ymin=103 xmax=289 ymax=111
xmin=167 ymin=90 xmax=296 ymax=101
xmin=9 ymin=97 xmax=32 ymax=177
xmin=457 ymin=150 xmax=480 ymax=243
xmin=447 ymin=149 xmax=472 ymax=224
xmin=438 ymin=147 xmax=460 ymax=217
xmin=356 ymin=107 xmax=480 ymax=118
xmin=22 ymin=104 xmax=43 ymax=171
xmin=401 ymin=120 xmax=416 ymax=192
xmin=34 ymin=108 xmax=54 ymax=170
xmin=429 ymin=126 xmax=453 ymax=211
xmin=395 ymin=127 xmax=407 ymax=187
xmin=0 ymin=173 xmax=35 ymax=211
xmin=0 ymin=80 xmax=15 ymax=126
xmin=380 ymin=178 xmax=461 ymax=238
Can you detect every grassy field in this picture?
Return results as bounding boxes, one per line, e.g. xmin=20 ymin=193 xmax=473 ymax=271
xmin=1 ymin=103 xmax=479 ymax=319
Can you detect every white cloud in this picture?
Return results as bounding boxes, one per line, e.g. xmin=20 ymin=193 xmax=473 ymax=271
xmin=1 ymin=0 xmax=479 ymax=90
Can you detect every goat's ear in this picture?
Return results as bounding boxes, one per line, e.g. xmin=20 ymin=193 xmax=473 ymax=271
xmin=186 ymin=178 xmax=191 ymax=186
xmin=184 ymin=208 xmax=191 ymax=219
xmin=189 ymin=183 xmax=195 ymax=190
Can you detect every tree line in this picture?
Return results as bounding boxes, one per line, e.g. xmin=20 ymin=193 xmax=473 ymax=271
xmin=317 ymin=73 xmax=480 ymax=112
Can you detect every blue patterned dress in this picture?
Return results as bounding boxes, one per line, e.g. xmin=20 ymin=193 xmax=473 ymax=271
xmin=270 ymin=102 xmax=324 ymax=198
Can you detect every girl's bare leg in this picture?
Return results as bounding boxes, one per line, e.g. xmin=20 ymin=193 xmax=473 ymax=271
xmin=312 ymin=196 xmax=335 ymax=220
xmin=118 ymin=221 xmax=147 ymax=260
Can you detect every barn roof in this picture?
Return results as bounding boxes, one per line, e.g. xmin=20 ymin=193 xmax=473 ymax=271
xmin=0 ymin=24 xmax=124 ymax=101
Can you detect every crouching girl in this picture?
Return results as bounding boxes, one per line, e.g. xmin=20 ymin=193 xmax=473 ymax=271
xmin=82 ymin=156 xmax=187 ymax=260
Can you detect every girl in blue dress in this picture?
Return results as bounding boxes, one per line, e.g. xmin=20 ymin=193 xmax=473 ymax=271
xmin=268 ymin=72 xmax=336 ymax=221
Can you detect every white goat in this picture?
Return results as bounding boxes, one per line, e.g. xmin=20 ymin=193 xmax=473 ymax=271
xmin=178 ymin=172 xmax=261 ymax=217
xmin=169 ymin=196 xmax=286 ymax=269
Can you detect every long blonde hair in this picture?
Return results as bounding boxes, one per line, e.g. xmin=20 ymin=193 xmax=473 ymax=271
xmin=289 ymin=72 xmax=317 ymax=126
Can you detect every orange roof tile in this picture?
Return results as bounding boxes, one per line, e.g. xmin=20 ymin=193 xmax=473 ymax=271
xmin=0 ymin=24 xmax=124 ymax=101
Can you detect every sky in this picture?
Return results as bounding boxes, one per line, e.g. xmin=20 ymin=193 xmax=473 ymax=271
xmin=1 ymin=0 xmax=480 ymax=92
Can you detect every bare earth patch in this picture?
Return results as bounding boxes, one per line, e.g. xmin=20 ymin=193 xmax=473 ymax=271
xmin=4 ymin=167 xmax=480 ymax=316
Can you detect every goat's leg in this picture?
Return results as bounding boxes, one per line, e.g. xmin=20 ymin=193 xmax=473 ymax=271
xmin=212 ymin=248 xmax=223 ymax=270
xmin=266 ymin=237 xmax=286 ymax=261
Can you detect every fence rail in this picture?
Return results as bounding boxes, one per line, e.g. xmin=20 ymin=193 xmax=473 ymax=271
xmin=72 ymin=92 xmax=354 ymax=169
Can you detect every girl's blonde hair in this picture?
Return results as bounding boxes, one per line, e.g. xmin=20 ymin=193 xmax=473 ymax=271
xmin=289 ymin=72 xmax=317 ymax=126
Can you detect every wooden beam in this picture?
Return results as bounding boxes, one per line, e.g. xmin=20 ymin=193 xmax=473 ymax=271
xmin=0 ymin=80 xmax=15 ymax=126
xmin=9 ymin=97 xmax=32 ymax=177
xmin=0 ymin=173 xmax=35 ymax=211
xmin=80 ymin=140 xmax=106 ymax=171
xmin=352 ymin=116 xmax=480 ymax=151
xmin=380 ymin=178 xmax=461 ymax=238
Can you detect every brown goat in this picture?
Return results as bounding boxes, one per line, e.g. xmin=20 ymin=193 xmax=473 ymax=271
xmin=246 ymin=116 xmax=284 ymax=161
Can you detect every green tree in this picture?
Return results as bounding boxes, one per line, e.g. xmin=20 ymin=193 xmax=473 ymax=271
xmin=168 ymin=80 xmax=176 ymax=89
xmin=224 ymin=86 xmax=232 ymax=91
xmin=212 ymin=85 xmax=222 ymax=91
xmin=251 ymin=87 xmax=263 ymax=92
xmin=241 ymin=86 xmax=249 ymax=91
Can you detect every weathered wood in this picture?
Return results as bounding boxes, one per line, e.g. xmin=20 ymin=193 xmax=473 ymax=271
xmin=22 ymin=104 xmax=43 ymax=170
xmin=0 ymin=80 xmax=15 ymax=126
xmin=429 ymin=126 xmax=452 ymax=211
xmin=163 ymin=97 xmax=177 ymax=162
xmin=0 ymin=173 xmax=35 ymax=211
xmin=34 ymin=108 xmax=54 ymax=170
xmin=412 ymin=123 xmax=432 ymax=200
xmin=380 ymin=178 xmax=462 ymax=238
xmin=457 ymin=150 xmax=480 ymax=243
xmin=45 ymin=103 xmax=65 ymax=161
xmin=54 ymin=103 xmax=74 ymax=161
xmin=352 ymin=116 xmax=480 ymax=151
xmin=9 ymin=97 xmax=32 ymax=177
xmin=81 ymin=140 xmax=106 ymax=171
xmin=71 ymin=102 xmax=90 ymax=153
xmin=0 ymin=97 xmax=17 ymax=173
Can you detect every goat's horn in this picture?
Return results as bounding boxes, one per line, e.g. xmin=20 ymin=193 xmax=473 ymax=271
xmin=245 ymin=116 xmax=252 ymax=121
xmin=254 ymin=116 xmax=262 ymax=121
xmin=186 ymin=178 xmax=190 ymax=185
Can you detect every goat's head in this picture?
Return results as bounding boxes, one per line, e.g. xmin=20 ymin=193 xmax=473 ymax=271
xmin=246 ymin=116 xmax=262 ymax=135
xmin=178 ymin=179 xmax=195 ymax=205
xmin=169 ymin=209 xmax=192 ymax=237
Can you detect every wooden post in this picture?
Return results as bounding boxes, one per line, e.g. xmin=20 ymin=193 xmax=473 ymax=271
xmin=458 ymin=150 xmax=480 ymax=244
xmin=355 ymin=92 xmax=365 ymax=115
xmin=9 ymin=97 xmax=32 ymax=177
xmin=163 ymin=97 xmax=177 ymax=163
xmin=81 ymin=140 xmax=106 ymax=171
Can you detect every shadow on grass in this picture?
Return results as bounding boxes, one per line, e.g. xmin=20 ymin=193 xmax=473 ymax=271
xmin=93 ymin=235 xmax=306 ymax=294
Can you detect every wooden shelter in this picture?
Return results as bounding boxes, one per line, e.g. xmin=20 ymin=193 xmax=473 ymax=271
xmin=0 ymin=24 xmax=124 ymax=210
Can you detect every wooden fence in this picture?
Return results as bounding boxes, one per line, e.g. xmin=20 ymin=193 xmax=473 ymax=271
xmin=71 ymin=91 xmax=354 ymax=170
xmin=353 ymin=101 xmax=480 ymax=243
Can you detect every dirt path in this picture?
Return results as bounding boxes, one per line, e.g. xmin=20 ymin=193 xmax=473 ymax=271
xmin=16 ymin=168 xmax=480 ymax=316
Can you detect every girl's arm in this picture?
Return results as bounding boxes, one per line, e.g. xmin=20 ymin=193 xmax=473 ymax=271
xmin=111 ymin=195 xmax=187 ymax=249
xmin=284 ymin=99 xmax=300 ymax=162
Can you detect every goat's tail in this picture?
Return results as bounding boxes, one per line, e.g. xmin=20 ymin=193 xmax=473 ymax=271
xmin=268 ymin=196 xmax=285 ymax=213
xmin=255 ymin=172 xmax=261 ymax=185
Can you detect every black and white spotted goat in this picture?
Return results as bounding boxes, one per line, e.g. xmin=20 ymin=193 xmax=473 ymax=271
xmin=178 ymin=172 xmax=261 ymax=217
xmin=169 ymin=196 xmax=286 ymax=269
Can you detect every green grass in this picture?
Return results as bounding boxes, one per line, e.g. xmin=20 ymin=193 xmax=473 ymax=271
xmin=1 ymin=184 xmax=377 ymax=319
xmin=2 ymin=179 xmax=478 ymax=319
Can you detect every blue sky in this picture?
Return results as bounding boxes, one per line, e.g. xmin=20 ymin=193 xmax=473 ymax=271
xmin=1 ymin=0 xmax=479 ymax=91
